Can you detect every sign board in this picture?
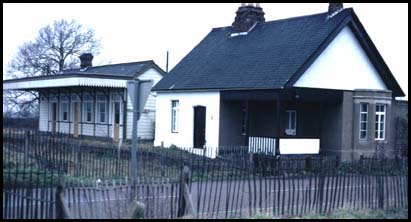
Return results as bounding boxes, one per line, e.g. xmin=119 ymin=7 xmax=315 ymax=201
xmin=127 ymin=79 xmax=154 ymax=185
xmin=127 ymin=79 xmax=153 ymax=117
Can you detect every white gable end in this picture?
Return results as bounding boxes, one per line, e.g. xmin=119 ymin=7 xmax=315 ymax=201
xmin=294 ymin=26 xmax=388 ymax=91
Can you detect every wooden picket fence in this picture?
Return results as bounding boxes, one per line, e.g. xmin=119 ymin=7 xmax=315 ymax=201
xmin=2 ymin=128 xmax=408 ymax=219
xmin=3 ymin=158 xmax=408 ymax=219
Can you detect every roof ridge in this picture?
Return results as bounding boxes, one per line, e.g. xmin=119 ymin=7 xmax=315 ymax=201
xmin=86 ymin=60 xmax=154 ymax=69
xmin=212 ymin=8 xmax=353 ymax=32
xmin=60 ymin=60 xmax=154 ymax=73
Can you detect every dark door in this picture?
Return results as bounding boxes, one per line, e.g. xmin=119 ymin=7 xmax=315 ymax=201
xmin=193 ymin=106 xmax=206 ymax=148
xmin=113 ymin=102 xmax=120 ymax=142
xmin=51 ymin=103 xmax=57 ymax=133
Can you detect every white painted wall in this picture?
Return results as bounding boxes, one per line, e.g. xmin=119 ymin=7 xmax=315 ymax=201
xmin=39 ymin=96 xmax=48 ymax=132
xmin=154 ymin=91 xmax=220 ymax=152
xmin=41 ymin=90 xmax=122 ymax=138
xmin=34 ymin=67 xmax=162 ymax=140
xmin=294 ymin=26 xmax=388 ymax=91
xmin=126 ymin=67 xmax=163 ymax=140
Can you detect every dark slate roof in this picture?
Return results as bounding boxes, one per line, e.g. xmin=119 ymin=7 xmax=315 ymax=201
xmin=152 ymin=8 xmax=405 ymax=97
xmin=4 ymin=60 xmax=165 ymax=83
xmin=59 ymin=60 xmax=155 ymax=77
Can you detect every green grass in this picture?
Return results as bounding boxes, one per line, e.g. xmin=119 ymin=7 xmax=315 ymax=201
xmin=251 ymin=207 xmax=408 ymax=219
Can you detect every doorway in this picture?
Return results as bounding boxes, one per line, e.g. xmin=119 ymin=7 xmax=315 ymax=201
xmin=73 ymin=102 xmax=80 ymax=138
xmin=193 ymin=106 xmax=206 ymax=148
xmin=51 ymin=102 xmax=57 ymax=133
xmin=113 ymin=101 xmax=120 ymax=142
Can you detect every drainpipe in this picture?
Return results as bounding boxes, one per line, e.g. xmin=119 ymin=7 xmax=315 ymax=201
xmin=275 ymin=95 xmax=281 ymax=155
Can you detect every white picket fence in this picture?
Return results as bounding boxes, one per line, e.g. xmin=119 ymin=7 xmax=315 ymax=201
xmin=248 ymin=136 xmax=276 ymax=155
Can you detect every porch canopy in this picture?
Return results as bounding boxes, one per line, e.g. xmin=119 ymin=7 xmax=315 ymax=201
xmin=3 ymin=74 xmax=128 ymax=90
xmin=3 ymin=74 xmax=129 ymax=140
xmin=219 ymin=87 xmax=344 ymax=155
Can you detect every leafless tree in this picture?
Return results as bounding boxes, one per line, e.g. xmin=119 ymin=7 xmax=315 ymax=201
xmin=4 ymin=19 xmax=101 ymax=117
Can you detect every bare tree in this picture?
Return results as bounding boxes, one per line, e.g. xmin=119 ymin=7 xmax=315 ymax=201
xmin=5 ymin=19 xmax=101 ymax=117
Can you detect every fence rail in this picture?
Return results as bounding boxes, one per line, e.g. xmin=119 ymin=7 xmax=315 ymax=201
xmin=2 ymin=128 xmax=408 ymax=219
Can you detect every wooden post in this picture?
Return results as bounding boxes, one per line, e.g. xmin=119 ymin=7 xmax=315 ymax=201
xmin=80 ymin=91 xmax=83 ymax=136
xmin=57 ymin=92 xmax=60 ymax=132
xmin=94 ymin=89 xmax=97 ymax=137
xmin=76 ymin=141 xmax=82 ymax=177
xmin=68 ymin=92 xmax=72 ymax=135
xmin=249 ymin=152 xmax=254 ymax=168
xmin=376 ymin=160 xmax=384 ymax=209
xmin=107 ymin=89 xmax=110 ymax=138
xmin=24 ymin=130 xmax=30 ymax=168
xmin=304 ymin=156 xmax=311 ymax=171
xmin=318 ymin=160 xmax=326 ymax=214
xmin=56 ymin=177 xmax=72 ymax=219
xmin=177 ymin=165 xmax=195 ymax=218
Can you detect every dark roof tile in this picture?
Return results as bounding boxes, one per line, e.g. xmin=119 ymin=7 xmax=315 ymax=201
xmin=153 ymin=9 xmax=351 ymax=91
xmin=60 ymin=60 xmax=154 ymax=77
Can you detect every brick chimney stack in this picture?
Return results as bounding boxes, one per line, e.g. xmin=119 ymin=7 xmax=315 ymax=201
xmin=232 ymin=3 xmax=265 ymax=33
xmin=79 ymin=53 xmax=93 ymax=69
xmin=328 ymin=3 xmax=343 ymax=17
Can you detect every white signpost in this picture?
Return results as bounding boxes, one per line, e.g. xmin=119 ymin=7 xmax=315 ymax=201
xmin=127 ymin=79 xmax=153 ymax=184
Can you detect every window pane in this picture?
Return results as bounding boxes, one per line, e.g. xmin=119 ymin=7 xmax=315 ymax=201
xmin=361 ymin=122 xmax=367 ymax=130
xmin=172 ymin=101 xmax=179 ymax=108
xmin=360 ymin=131 xmax=366 ymax=139
xmin=361 ymin=104 xmax=367 ymax=112
xmin=291 ymin=112 xmax=296 ymax=129
xmin=84 ymin=95 xmax=93 ymax=101
xmin=100 ymin=113 xmax=105 ymax=122
xmin=86 ymin=103 xmax=92 ymax=112
xmin=361 ymin=114 xmax=367 ymax=122
xmin=171 ymin=101 xmax=179 ymax=132
xmin=99 ymin=103 xmax=105 ymax=112
xmin=87 ymin=113 xmax=92 ymax=122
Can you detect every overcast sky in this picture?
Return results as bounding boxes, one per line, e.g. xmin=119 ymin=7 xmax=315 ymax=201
xmin=3 ymin=3 xmax=408 ymax=98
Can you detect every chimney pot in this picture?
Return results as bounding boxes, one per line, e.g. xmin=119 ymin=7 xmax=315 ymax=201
xmin=79 ymin=53 xmax=93 ymax=69
xmin=232 ymin=3 xmax=265 ymax=33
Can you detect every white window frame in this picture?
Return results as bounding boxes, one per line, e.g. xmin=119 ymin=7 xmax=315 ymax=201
xmin=49 ymin=94 xmax=57 ymax=120
xmin=285 ymin=110 xmax=297 ymax=136
xmin=375 ymin=104 xmax=386 ymax=140
xmin=359 ymin=103 xmax=368 ymax=140
xmin=83 ymin=100 xmax=94 ymax=123
xmin=96 ymin=95 xmax=108 ymax=123
xmin=112 ymin=94 xmax=122 ymax=125
xmin=60 ymin=99 xmax=69 ymax=122
xmin=171 ymin=100 xmax=179 ymax=133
